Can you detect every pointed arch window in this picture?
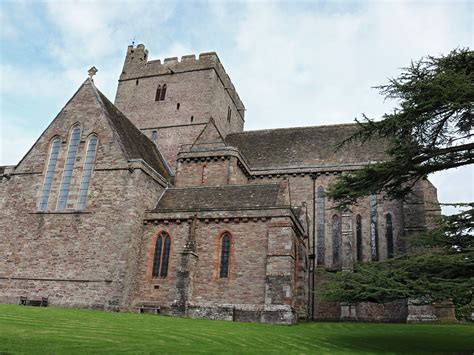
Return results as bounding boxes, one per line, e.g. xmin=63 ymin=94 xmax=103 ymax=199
xmin=332 ymin=214 xmax=341 ymax=267
xmin=152 ymin=232 xmax=171 ymax=278
xmin=160 ymin=84 xmax=167 ymax=100
xmin=356 ymin=214 xmax=363 ymax=262
xmin=370 ymin=194 xmax=379 ymax=261
xmin=220 ymin=233 xmax=231 ymax=278
xmin=386 ymin=213 xmax=394 ymax=258
xmin=38 ymin=138 xmax=61 ymax=211
xmin=76 ymin=136 xmax=98 ymax=211
xmin=155 ymin=85 xmax=162 ymax=101
xmin=316 ymin=186 xmax=326 ymax=265
xmin=57 ymin=126 xmax=81 ymax=211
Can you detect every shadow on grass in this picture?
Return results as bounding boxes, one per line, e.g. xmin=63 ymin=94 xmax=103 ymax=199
xmin=323 ymin=332 xmax=474 ymax=354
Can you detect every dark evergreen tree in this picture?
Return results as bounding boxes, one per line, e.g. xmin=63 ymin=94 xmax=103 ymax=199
xmin=324 ymin=48 xmax=474 ymax=313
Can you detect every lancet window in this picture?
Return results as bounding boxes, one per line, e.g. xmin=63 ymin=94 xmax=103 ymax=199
xmin=57 ymin=126 xmax=81 ymax=211
xmin=152 ymin=232 xmax=171 ymax=278
xmin=316 ymin=186 xmax=326 ymax=265
xmin=356 ymin=214 xmax=363 ymax=262
xmin=38 ymin=138 xmax=61 ymax=211
xmin=370 ymin=194 xmax=379 ymax=261
xmin=220 ymin=233 xmax=231 ymax=278
xmin=386 ymin=213 xmax=394 ymax=258
xmin=76 ymin=136 xmax=98 ymax=211
xmin=332 ymin=214 xmax=342 ymax=267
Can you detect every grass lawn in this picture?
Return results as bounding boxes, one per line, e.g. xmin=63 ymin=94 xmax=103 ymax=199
xmin=0 ymin=304 xmax=472 ymax=354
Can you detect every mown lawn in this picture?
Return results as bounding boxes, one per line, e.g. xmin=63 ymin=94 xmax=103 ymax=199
xmin=0 ymin=304 xmax=472 ymax=354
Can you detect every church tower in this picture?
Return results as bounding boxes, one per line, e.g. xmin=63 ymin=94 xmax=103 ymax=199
xmin=114 ymin=44 xmax=245 ymax=171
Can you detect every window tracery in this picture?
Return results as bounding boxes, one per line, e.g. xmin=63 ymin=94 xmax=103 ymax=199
xmin=57 ymin=126 xmax=81 ymax=211
xmin=38 ymin=137 xmax=61 ymax=211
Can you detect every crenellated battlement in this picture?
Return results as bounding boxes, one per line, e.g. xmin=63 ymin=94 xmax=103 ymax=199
xmin=119 ymin=44 xmax=245 ymax=114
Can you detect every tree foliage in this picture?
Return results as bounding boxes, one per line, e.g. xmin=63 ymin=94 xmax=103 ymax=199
xmin=321 ymin=206 xmax=474 ymax=308
xmin=323 ymin=49 xmax=474 ymax=311
xmin=328 ymin=48 xmax=473 ymax=205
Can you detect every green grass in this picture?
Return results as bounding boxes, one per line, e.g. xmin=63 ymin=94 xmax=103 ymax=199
xmin=0 ymin=305 xmax=472 ymax=354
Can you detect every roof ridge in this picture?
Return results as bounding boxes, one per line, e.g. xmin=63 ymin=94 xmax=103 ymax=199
xmin=228 ymin=122 xmax=359 ymax=136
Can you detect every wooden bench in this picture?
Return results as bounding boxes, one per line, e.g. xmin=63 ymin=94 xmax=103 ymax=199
xmin=19 ymin=296 xmax=48 ymax=307
xmin=137 ymin=305 xmax=161 ymax=314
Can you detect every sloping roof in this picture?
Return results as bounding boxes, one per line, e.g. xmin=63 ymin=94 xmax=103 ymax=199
xmin=153 ymin=184 xmax=284 ymax=212
xmin=189 ymin=118 xmax=227 ymax=151
xmin=94 ymin=87 xmax=172 ymax=180
xmin=225 ymin=124 xmax=389 ymax=170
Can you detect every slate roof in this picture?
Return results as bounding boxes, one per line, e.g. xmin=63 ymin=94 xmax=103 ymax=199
xmin=153 ymin=184 xmax=284 ymax=212
xmin=225 ymin=124 xmax=389 ymax=170
xmin=95 ymin=88 xmax=172 ymax=180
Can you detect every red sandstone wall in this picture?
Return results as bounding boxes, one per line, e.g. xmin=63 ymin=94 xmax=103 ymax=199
xmin=134 ymin=219 xmax=270 ymax=307
xmin=0 ymin=82 xmax=165 ymax=309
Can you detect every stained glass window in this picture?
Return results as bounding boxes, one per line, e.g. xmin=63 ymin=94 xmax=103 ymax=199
xmin=38 ymin=138 xmax=61 ymax=211
xmin=356 ymin=214 xmax=363 ymax=262
xmin=57 ymin=126 xmax=81 ymax=211
xmin=332 ymin=215 xmax=341 ymax=267
xmin=152 ymin=232 xmax=171 ymax=278
xmin=370 ymin=194 xmax=379 ymax=261
xmin=316 ymin=186 xmax=326 ymax=265
xmin=76 ymin=136 xmax=98 ymax=211
xmin=220 ymin=233 xmax=231 ymax=278
xmin=386 ymin=213 xmax=394 ymax=258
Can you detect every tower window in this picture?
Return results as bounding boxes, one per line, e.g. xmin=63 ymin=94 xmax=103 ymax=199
xmin=38 ymin=137 xmax=61 ymax=211
xmin=190 ymin=116 xmax=194 ymax=123
xmin=57 ymin=125 xmax=81 ymax=211
xmin=155 ymin=84 xmax=167 ymax=101
xmin=356 ymin=214 xmax=363 ymax=262
xmin=227 ymin=106 xmax=231 ymax=122
xmin=151 ymin=130 xmax=158 ymax=143
xmin=176 ymin=103 xmax=180 ymax=110
xmin=152 ymin=232 xmax=171 ymax=278
xmin=76 ymin=136 xmax=98 ymax=211
xmin=155 ymin=85 xmax=162 ymax=101
xmin=136 ymin=79 xmax=139 ymax=85
xmin=160 ymin=84 xmax=167 ymax=100
xmin=219 ymin=233 xmax=231 ymax=278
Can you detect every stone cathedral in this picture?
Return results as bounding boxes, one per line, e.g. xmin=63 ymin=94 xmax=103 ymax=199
xmin=0 ymin=44 xmax=440 ymax=324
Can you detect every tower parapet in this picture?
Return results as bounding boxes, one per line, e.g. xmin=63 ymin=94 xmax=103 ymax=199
xmin=119 ymin=44 xmax=245 ymax=120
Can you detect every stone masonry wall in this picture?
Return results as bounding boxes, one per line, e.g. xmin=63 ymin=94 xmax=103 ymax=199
xmin=0 ymin=81 xmax=165 ymax=309
xmin=176 ymin=156 xmax=248 ymax=187
xmin=132 ymin=214 xmax=306 ymax=323
xmin=141 ymin=124 xmax=206 ymax=171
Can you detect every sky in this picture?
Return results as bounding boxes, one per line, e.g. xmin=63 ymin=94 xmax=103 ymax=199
xmin=0 ymin=0 xmax=472 ymax=214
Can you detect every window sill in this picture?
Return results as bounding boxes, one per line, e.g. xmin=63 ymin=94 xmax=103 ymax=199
xmin=30 ymin=211 xmax=93 ymax=215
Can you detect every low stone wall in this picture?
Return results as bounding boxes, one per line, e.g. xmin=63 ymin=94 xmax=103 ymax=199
xmin=355 ymin=300 xmax=407 ymax=322
xmin=138 ymin=301 xmax=297 ymax=324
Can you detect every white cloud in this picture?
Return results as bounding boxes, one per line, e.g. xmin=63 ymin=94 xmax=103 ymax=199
xmin=227 ymin=1 xmax=471 ymax=130
xmin=1 ymin=0 xmax=472 ymax=213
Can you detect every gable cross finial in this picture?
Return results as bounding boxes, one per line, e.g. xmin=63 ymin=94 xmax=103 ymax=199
xmin=88 ymin=66 xmax=98 ymax=79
